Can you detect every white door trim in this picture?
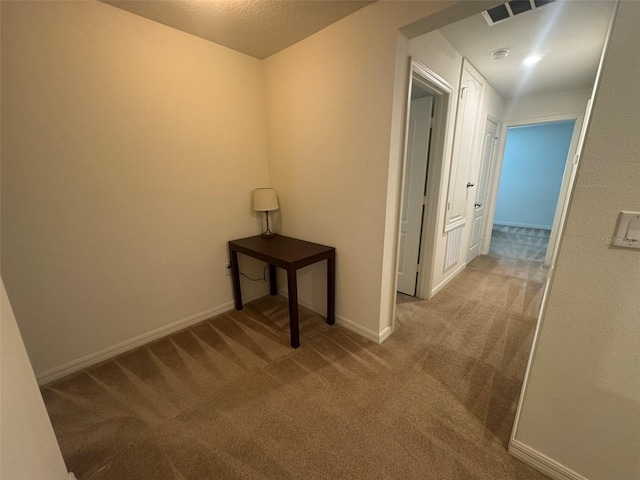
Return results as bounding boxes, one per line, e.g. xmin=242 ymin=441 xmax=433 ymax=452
xmin=411 ymin=64 xmax=454 ymax=301
xmin=545 ymin=117 xmax=583 ymax=265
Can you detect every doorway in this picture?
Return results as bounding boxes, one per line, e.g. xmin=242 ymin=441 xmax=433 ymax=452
xmin=487 ymin=119 xmax=578 ymax=264
xmin=395 ymin=61 xmax=452 ymax=299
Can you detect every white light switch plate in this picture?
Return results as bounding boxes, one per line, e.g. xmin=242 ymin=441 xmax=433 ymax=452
xmin=612 ymin=211 xmax=640 ymax=249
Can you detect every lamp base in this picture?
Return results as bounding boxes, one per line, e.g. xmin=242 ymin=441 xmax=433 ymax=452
xmin=261 ymin=211 xmax=277 ymax=238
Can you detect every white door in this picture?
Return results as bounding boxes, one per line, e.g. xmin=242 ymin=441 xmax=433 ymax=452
xmin=397 ymin=95 xmax=433 ymax=296
xmin=467 ymin=118 xmax=498 ymax=263
xmin=444 ymin=62 xmax=484 ymax=231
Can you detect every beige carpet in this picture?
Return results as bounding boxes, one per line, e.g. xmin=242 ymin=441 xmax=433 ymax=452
xmin=42 ymin=255 xmax=549 ymax=480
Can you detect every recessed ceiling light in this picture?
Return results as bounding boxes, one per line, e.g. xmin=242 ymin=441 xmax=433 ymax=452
xmin=491 ymin=48 xmax=510 ymax=60
xmin=523 ymin=54 xmax=543 ymax=66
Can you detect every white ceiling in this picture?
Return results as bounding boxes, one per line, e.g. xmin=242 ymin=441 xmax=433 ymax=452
xmin=439 ymin=0 xmax=615 ymax=99
xmin=103 ymin=0 xmax=372 ymax=59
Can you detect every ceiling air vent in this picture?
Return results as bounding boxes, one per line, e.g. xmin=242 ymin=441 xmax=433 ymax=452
xmin=482 ymin=0 xmax=555 ymax=26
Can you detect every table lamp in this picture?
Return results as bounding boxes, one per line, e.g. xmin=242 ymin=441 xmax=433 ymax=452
xmin=253 ymin=188 xmax=279 ymax=238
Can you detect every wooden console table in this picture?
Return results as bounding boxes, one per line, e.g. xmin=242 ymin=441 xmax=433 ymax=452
xmin=228 ymin=235 xmax=335 ymax=348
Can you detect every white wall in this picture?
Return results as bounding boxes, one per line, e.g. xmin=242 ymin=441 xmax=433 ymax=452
xmin=1 ymin=1 xmax=271 ymax=379
xmin=483 ymin=82 xmax=506 ymax=122
xmin=1 ymin=279 xmax=71 ymax=479
xmin=503 ymin=88 xmax=590 ymax=123
xmin=512 ymin=2 xmax=640 ymax=479
xmin=262 ymin=1 xmax=488 ymax=341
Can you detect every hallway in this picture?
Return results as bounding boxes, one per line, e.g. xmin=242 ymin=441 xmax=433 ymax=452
xmin=43 ymin=255 xmax=548 ymax=479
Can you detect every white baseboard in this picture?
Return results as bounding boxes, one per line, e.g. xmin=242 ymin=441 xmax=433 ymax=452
xmin=335 ymin=313 xmax=391 ymax=344
xmin=509 ymin=439 xmax=588 ymax=480
xmin=493 ymin=221 xmax=552 ymax=230
xmin=430 ymin=262 xmax=466 ymax=298
xmin=36 ymin=291 xmax=267 ymax=386
xmin=378 ymin=325 xmax=393 ymax=344
xmin=278 ymin=289 xmax=389 ymax=344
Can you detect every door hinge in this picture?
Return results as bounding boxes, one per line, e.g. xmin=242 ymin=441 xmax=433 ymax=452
xmin=423 ymin=195 xmax=428 ymax=206
xmin=573 ymin=153 xmax=580 ymax=165
xmin=460 ymin=87 xmax=467 ymax=99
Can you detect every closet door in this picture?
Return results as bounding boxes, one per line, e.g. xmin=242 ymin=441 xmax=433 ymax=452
xmin=444 ymin=60 xmax=484 ymax=232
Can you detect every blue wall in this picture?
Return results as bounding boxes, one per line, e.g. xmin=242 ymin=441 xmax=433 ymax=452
xmin=494 ymin=120 xmax=575 ymax=229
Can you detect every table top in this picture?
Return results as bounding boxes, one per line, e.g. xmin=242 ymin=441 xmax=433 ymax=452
xmin=229 ymin=235 xmax=334 ymax=265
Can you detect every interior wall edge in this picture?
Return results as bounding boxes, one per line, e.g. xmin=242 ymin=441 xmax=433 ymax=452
xmin=379 ymin=34 xmax=412 ymax=335
xmin=0 ymin=277 xmax=71 ymax=479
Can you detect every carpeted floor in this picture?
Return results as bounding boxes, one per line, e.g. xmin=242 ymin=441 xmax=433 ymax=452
xmin=42 ymin=255 xmax=549 ymax=480
xmin=489 ymin=225 xmax=551 ymax=262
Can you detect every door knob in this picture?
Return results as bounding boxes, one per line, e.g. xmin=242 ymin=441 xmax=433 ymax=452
xmin=475 ymin=202 xmax=482 ymax=207
xmin=467 ymin=182 xmax=475 ymax=188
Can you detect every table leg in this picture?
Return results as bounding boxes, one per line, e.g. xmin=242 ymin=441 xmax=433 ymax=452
xmin=287 ymin=268 xmax=300 ymax=348
xmin=327 ymin=251 xmax=335 ymax=325
xmin=229 ymin=248 xmax=243 ymax=310
xmin=269 ymin=264 xmax=277 ymax=296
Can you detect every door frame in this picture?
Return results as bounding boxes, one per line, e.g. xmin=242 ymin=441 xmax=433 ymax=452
xmin=481 ymin=114 xmax=584 ymax=266
xmin=394 ymin=60 xmax=453 ymax=307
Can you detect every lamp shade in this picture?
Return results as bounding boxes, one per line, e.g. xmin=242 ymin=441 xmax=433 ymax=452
xmin=253 ymin=188 xmax=279 ymax=212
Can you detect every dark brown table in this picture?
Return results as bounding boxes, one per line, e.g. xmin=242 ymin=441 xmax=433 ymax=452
xmin=228 ymin=235 xmax=335 ymax=348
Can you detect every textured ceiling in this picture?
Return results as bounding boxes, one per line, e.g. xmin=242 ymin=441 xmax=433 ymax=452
xmin=103 ymin=0 xmax=373 ymax=59
xmin=439 ymin=0 xmax=615 ymax=99
xmin=102 ymin=0 xmax=613 ymax=98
